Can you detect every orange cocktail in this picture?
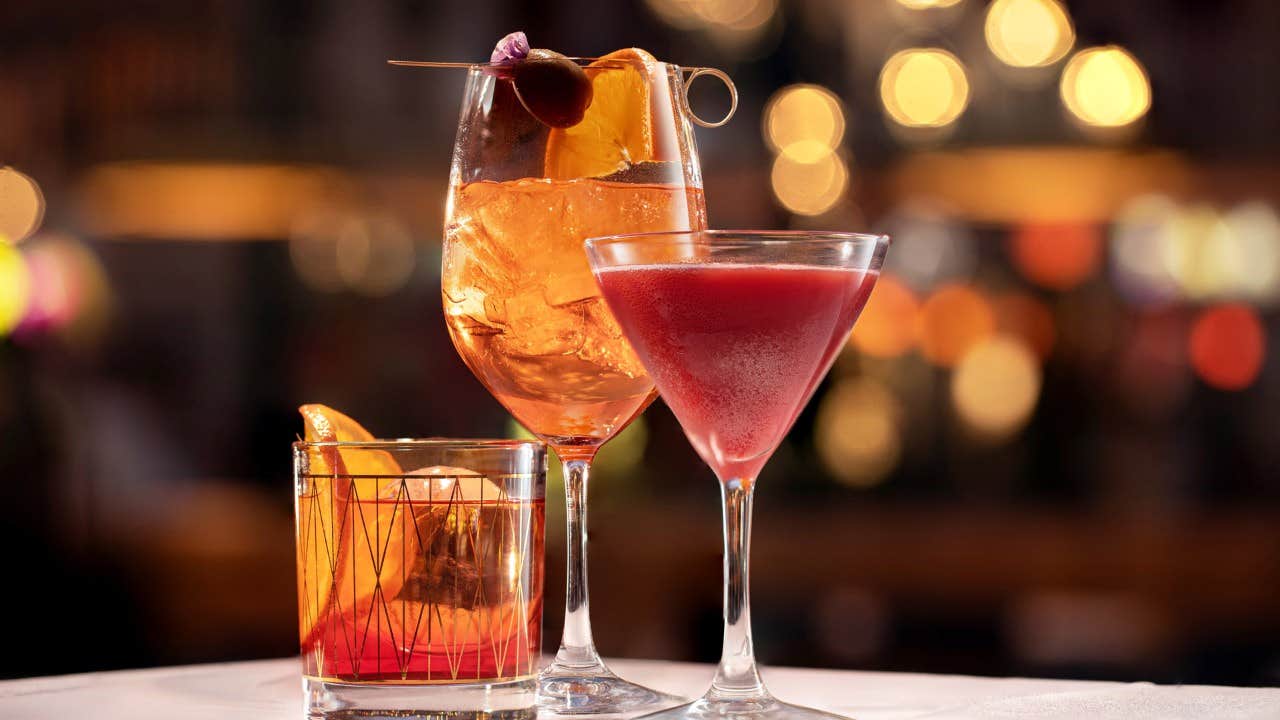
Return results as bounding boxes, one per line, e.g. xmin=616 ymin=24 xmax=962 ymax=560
xmin=444 ymin=177 xmax=703 ymax=445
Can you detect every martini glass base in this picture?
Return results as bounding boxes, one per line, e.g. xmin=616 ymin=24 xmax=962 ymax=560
xmin=537 ymin=666 xmax=687 ymax=718
xmin=636 ymin=694 xmax=850 ymax=720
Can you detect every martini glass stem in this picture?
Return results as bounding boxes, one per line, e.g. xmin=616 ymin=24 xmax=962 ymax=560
xmin=553 ymin=456 xmax=606 ymax=670
xmin=710 ymin=477 xmax=767 ymax=700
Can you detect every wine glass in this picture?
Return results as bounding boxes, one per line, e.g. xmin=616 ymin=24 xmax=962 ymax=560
xmin=586 ymin=231 xmax=889 ymax=720
xmin=439 ymin=57 xmax=735 ymax=716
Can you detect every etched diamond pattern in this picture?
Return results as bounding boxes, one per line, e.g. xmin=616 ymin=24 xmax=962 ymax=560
xmin=296 ymin=473 xmax=542 ymax=683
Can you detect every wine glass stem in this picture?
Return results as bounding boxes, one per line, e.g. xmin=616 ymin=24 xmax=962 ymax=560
xmin=711 ymin=478 xmax=766 ymax=700
xmin=553 ymin=456 xmax=606 ymax=670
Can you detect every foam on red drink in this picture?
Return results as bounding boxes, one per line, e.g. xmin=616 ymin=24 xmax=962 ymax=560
xmin=595 ymin=263 xmax=877 ymax=482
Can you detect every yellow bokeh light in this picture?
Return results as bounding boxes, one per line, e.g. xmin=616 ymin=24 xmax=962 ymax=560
xmin=765 ymin=84 xmax=845 ymax=158
xmin=815 ymin=377 xmax=903 ymax=488
xmin=0 ymin=241 xmax=31 ymax=335
xmin=695 ymin=0 xmax=776 ymax=29
xmin=1160 ymin=204 xmax=1238 ymax=300
xmin=952 ymin=335 xmax=1041 ymax=441
xmin=985 ymin=0 xmax=1074 ymax=68
xmin=0 ymin=167 xmax=46 ymax=243
xmin=879 ymin=48 xmax=970 ymax=128
xmin=771 ymin=150 xmax=848 ymax=216
xmin=645 ymin=0 xmax=703 ymax=30
xmin=646 ymin=0 xmax=777 ymax=49
xmin=1222 ymin=202 xmax=1280 ymax=303
xmin=896 ymin=0 xmax=963 ymax=8
xmin=1060 ymin=46 xmax=1151 ymax=127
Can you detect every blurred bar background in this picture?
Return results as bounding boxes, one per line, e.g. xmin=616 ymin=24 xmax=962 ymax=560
xmin=1 ymin=0 xmax=1278 ymax=686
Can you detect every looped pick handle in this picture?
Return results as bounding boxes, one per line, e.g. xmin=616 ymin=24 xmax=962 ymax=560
xmin=681 ymin=67 xmax=738 ymax=129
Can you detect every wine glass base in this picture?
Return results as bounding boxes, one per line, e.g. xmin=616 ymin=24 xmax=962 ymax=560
xmin=537 ymin=668 xmax=687 ymax=718
xmin=636 ymin=695 xmax=850 ymax=720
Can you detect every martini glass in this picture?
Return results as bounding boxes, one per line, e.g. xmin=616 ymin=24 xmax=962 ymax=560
xmin=586 ymin=230 xmax=889 ymax=720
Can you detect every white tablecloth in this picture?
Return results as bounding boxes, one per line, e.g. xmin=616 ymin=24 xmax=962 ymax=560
xmin=1 ymin=657 xmax=1276 ymax=719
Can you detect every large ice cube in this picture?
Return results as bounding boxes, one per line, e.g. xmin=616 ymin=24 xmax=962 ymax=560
xmin=384 ymin=466 xmax=517 ymax=610
xmin=495 ymin=290 xmax=587 ymax=357
xmin=380 ymin=465 xmax=504 ymax=503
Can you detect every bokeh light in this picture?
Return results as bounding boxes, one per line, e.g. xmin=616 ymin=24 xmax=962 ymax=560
xmin=1221 ymin=202 xmax=1280 ymax=304
xmin=1161 ymin=204 xmax=1239 ymax=301
xmin=917 ymin=283 xmax=996 ymax=367
xmin=1009 ymin=223 xmax=1102 ymax=290
xmin=849 ymin=274 xmax=919 ymax=358
xmin=764 ymin=84 xmax=845 ymax=161
xmin=1188 ymin=304 xmax=1266 ymax=391
xmin=645 ymin=0 xmax=778 ymax=52
xmin=879 ymin=48 xmax=970 ymax=128
xmin=770 ymin=151 xmax=848 ymax=216
xmin=888 ymin=148 xmax=1192 ymax=224
xmin=290 ymin=210 xmax=346 ymax=292
xmin=815 ymin=377 xmax=903 ymax=488
xmin=879 ymin=201 xmax=976 ymax=291
xmin=0 ymin=241 xmax=31 ymax=336
xmin=80 ymin=162 xmax=351 ymax=240
xmin=1060 ymin=46 xmax=1152 ymax=127
xmin=1111 ymin=194 xmax=1180 ymax=302
xmin=995 ymin=293 xmax=1056 ymax=360
xmin=17 ymin=235 xmax=114 ymax=345
xmin=335 ymin=215 xmax=416 ymax=297
xmin=645 ymin=0 xmax=705 ymax=29
xmin=984 ymin=0 xmax=1074 ymax=68
xmin=291 ymin=211 xmax=416 ymax=295
xmin=18 ymin=239 xmax=74 ymax=334
xmin=0 ymin=167 xmax=46 ymax=243
xmin=952 ymin=335 xmax=1042 ymax=441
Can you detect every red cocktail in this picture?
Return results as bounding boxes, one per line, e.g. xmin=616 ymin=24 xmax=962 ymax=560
xmin=586 ymin=231 xmax=888 ymax=720
xmin=595 ymin=263 xmax=877 ymax=482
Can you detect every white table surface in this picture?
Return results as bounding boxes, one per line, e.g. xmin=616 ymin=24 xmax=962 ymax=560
xmin=1 ymin=657 xmax=1276 ymax=720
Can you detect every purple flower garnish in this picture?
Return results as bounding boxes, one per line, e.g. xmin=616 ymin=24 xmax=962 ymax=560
xmin=490 ymin=31 xmax=530 ymax=65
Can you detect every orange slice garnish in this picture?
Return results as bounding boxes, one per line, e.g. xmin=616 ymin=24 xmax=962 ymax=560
xmin=296 ymin=404 xmax=407 ymax=651
xmin=545 ymin=48 xmax=674 ymax=179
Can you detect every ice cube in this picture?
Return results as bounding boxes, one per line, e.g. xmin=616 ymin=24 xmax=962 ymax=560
xmin=389 ymin=466 xmax=517 ymax=611
xmin=380 ymin=465 xmax=503 ymax=503
xmin=494 ymin=290 xmax=586 ymax=357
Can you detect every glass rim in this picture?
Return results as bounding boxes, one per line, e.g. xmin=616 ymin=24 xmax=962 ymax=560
xmin=584 ymin=229 xmax=892 ymax=250
xmin=292 ymin=438 xmax=545 ymax=451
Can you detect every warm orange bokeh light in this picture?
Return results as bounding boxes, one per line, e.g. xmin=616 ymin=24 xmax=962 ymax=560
xmin=995 ymin=293 xmax=1056 ymax=359
xmin=917 ymin=284 xmax=996 ymax=366
xmin=1009 ymin=223 xmax=1102 ymax=290
xmin=850 ymin=274 xmax=919 ymax=358
xmin=1188 ymin=304 xmax=1266 ymax=391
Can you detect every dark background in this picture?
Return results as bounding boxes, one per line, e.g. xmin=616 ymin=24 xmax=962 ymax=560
xmin=2 ymin=0 xmax=1278 ymax=686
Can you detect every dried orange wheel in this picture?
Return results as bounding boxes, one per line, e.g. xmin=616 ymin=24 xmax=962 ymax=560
xmin=544 ymin=48 xmax=667 ymax=179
